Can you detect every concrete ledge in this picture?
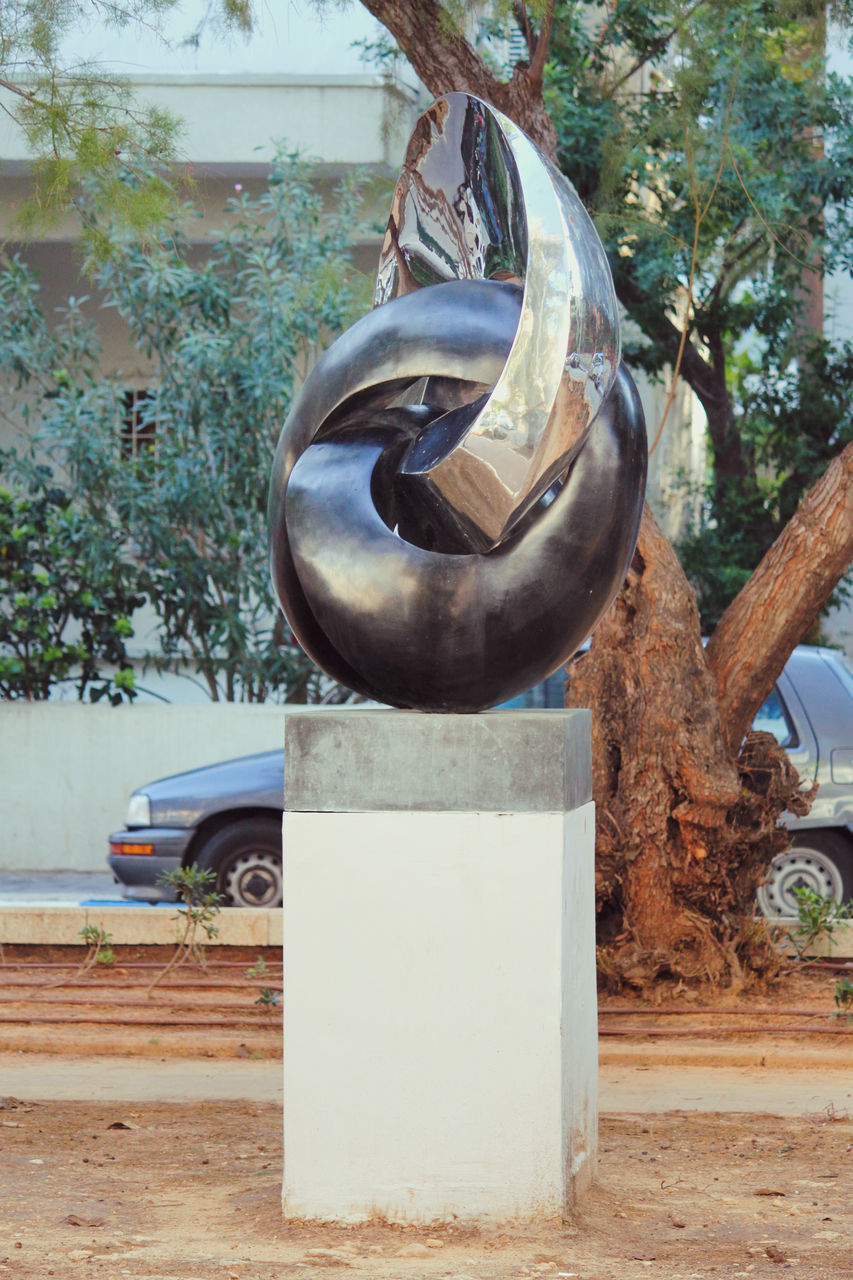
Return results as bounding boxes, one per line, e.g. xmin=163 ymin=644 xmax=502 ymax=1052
xmin=766 ymin=918 xmax=853 ymax=959
xmin=0 ymin=906 xmax=282 ymax=947
xmin=285 ymin=708 xmax=592 ymax=813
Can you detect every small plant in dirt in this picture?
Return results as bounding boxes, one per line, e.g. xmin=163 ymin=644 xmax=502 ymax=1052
xmin=79 ymin=924 xmax=115 ymax=970
xmin=147 ymin=866 xmax=222 ymax=994
xmin=41 ymin=924 xmax=115 ymax=988
xmin=834 ymin=975 xmax=853 ymax=1019
xmin=246 ymin=956 xmax=268 ymax=978
xmin=87 ymin=927 xmax=116 ymax=967
xmin=789 ymin=886 xmax=853 ymax=960
xmin=255 ymin=987 xmax=281 ymax=1009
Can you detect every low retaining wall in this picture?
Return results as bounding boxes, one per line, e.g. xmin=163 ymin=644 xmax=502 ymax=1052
xmin=770 ymin=918 xmax=853 ymax=959
xmin=0 ymin=703 xmax=288 ymax=874
xmin=0 ymin=905 xmax=282 ymax=946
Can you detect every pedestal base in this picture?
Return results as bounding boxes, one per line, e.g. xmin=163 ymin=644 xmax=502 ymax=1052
xmin=282 ymin=710 xmax=597 ymax=1224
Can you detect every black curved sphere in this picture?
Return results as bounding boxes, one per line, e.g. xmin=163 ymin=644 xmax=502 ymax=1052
xmin=268 ymin=279 xmax=647 ymax=711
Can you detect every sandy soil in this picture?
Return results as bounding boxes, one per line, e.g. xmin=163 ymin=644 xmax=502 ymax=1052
xmin=2 ymin=949 xmax=852 ymax=1279
xmin=0 ymin=1098 xmax=851 ymax=1280
xmin=2 ymin=946 xmax=851 ymax=1062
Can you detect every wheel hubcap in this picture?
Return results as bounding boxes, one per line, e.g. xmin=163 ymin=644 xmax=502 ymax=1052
xmin=757 ymin=846 xmax=844 ymax=918
xmin=222 ymin=851 xmax=282 ymax=908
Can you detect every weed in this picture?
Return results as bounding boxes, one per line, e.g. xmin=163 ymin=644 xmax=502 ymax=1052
xmin=147 ymin=866 xmax=222 ymax=994
xmin=40 ymin=924 xmax=115 ymax=989
xmin=788 ymin=885 xmax=853 ymax=959
xmin=834 ymin=975 xmax=853 ymax=1017
xmin=255 ymin=987 xmax=281 ymax=1008
xmin=80 ymin=924 xmax=115 ymax=966
xmin=246 ymin=956 xmax=268 ymax=978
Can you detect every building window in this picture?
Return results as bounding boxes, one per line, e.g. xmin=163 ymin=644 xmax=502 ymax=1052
xmin=505 ymin=26 xmax=528 ymax=66
xmin=120 ymin=389 xmax=157 ymax=459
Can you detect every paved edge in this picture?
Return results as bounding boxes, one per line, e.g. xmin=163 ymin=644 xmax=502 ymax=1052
xmin=598 ymin=1038 xmax=853 ymax=1070
xmin=0 ymin=902 xmax=850 ymax=956
xmin=1 ymin=1053 xmax=851 ymax=1117
xmin=0 ymin=905 xmax=282 ymax=946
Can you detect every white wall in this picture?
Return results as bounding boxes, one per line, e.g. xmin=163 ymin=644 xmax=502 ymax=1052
xmin=282 ymin=805 xmax=598 ymax=1221
xmin=0 ymin=76 xmax=416 ymax=169
xmin=0 ymin=1 xmax=421 ymax=169
xmin=59 ymin=1 xmax=396 ymax=79
xmin=0 ymin=703 xmax=288 ymax=873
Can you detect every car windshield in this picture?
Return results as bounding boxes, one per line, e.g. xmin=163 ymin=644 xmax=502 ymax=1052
xmin=752 ymin=686 xmax=795 ymax=748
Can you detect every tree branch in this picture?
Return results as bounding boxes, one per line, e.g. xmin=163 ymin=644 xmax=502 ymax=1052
xmin=616 ymin=272 xmax=714 ymax=401
xmin=609 ymin=0 xmax=705 ymax=92
xmin=0 ymin=76 xmax=40 ymax=105
xmin=707 ymin=440 xmax=853 ymax=752
xmin=359 ymin=0 xmax=558 ymax=157
xmin=527 ymin=0 xmax=554 ymax=93
xmin=512 ymin=1 xmax=537 ymax=59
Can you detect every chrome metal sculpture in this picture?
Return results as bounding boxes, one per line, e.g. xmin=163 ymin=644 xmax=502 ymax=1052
xmin=269 ymin=93 xmax=647 ymax=712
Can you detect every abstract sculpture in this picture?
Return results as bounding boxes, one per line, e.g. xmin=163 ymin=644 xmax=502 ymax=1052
xmin=269 ymin=93 xmax=647 ymax=711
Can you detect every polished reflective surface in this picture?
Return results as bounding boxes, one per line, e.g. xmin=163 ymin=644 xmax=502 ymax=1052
xmin=376 ymin=94 xmax=620 ymax=548
xmin=269 ymin=94 xmax=647 ymax=712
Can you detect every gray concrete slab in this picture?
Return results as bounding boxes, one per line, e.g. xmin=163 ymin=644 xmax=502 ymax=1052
xmin=285 ymin=708 xmax=592 ymax=813
xmin=0 ymin=1054 xmax=282 ymax=1101
xmin=0 ymin=871 xmax=125 ymax=907
xmin=1 ymin=1055 xmax=850 ymax=1116
xmin=599 ymin=1062 xmax=853 ymax=1117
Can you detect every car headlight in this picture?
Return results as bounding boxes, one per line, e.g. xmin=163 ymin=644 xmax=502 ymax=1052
xmin=125 ymin=792 xmax=152 ymax=828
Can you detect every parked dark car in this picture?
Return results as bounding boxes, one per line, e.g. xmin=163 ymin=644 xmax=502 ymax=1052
xmin=108 ymin=751 xmax=284 ymax=908
xmin=108 ymin=646 xmax=853 ymax=915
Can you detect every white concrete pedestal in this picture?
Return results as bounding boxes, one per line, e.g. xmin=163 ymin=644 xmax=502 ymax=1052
xmin=282 ymin=710 xmax=597 ymax=1224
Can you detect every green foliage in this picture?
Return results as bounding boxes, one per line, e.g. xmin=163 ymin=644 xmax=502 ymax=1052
xmin=834 ymin=974 xmax=853 ymax=1015
xmin=0 ymin=0 xmax=186 ymax=229
xmin=245 ymin=955 xmax=269 ymax=978
xmin=254 ymin=986 xmax=281 ymax=1007
xmin=0 ymin=153 xmax=367 ymax=702
xmin=679 ymin=339 xmax=853 ymax=627
xmin=160 ymin=862 xmax=222 ymax=912
xmin=539 ymin=0 xmax=853 ymax=624
xmin=788 ymin=884 xmax=853 ymax=959
xmin=76 ymin=924 xmax=115 ymax=972
xmin=0 ymin=466 xmax=142 ymax=702
xmin=148 ymin=864 xmax=222 ymax=990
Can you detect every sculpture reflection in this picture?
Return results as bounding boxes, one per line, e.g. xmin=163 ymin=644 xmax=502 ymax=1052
xmin=268 ymin=93 xmax=647 ymax=712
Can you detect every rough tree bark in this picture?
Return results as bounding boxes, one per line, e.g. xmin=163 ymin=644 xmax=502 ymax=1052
xmin=359 ymin=0 xmax=559 ymax=155
xmin=708 ymin=441 xmax=853 ymax=750
xmin=360 ymin=0 xmax=853 ymax=983
xmin=567 ymin=505 xmax=815 ymax=984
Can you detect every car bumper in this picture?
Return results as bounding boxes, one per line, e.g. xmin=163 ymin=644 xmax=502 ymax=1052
xmin=107 ymin=827 xmax=194 ymax=903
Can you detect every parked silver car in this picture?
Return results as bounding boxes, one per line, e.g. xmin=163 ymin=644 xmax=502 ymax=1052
xmin=108 ymin=645 xmax=853 ymax=915
xmin=752 ymin=645 xmax=853 ymax=915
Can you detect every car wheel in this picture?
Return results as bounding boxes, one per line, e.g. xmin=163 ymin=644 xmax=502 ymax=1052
xmin=194 ymin=817 xmax=283 ymax=908
xmin=756 ymin=830 xmax=853 ymax=918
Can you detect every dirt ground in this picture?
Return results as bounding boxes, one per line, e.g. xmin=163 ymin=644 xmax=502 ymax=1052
xmin=0 ymin=1099 xmax=851 ymax=1280
xmin=2 ymin=950 xmax=852 ymax=1279
xmin=1 ymin=946 xmax=851 ymax=1061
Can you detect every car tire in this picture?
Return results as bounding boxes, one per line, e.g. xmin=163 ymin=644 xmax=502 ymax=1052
xmin=194 ymin=817 xmax=283 ymax=908
xmin=756 ymin=829 xmax=853 ymax=919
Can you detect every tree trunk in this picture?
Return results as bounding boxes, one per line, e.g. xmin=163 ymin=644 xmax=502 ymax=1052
xmin=360 ymin=0 xmax=559 ymax=156
xmin=358 ymin=1 xmax=852 ymax=985
xmin=708 ymin=440 xmax=853 ymax=751
xmin=700 ymin=331 xmax=749 ymax=496
xmin=567 ymin=506 xmax=811 ymax=985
